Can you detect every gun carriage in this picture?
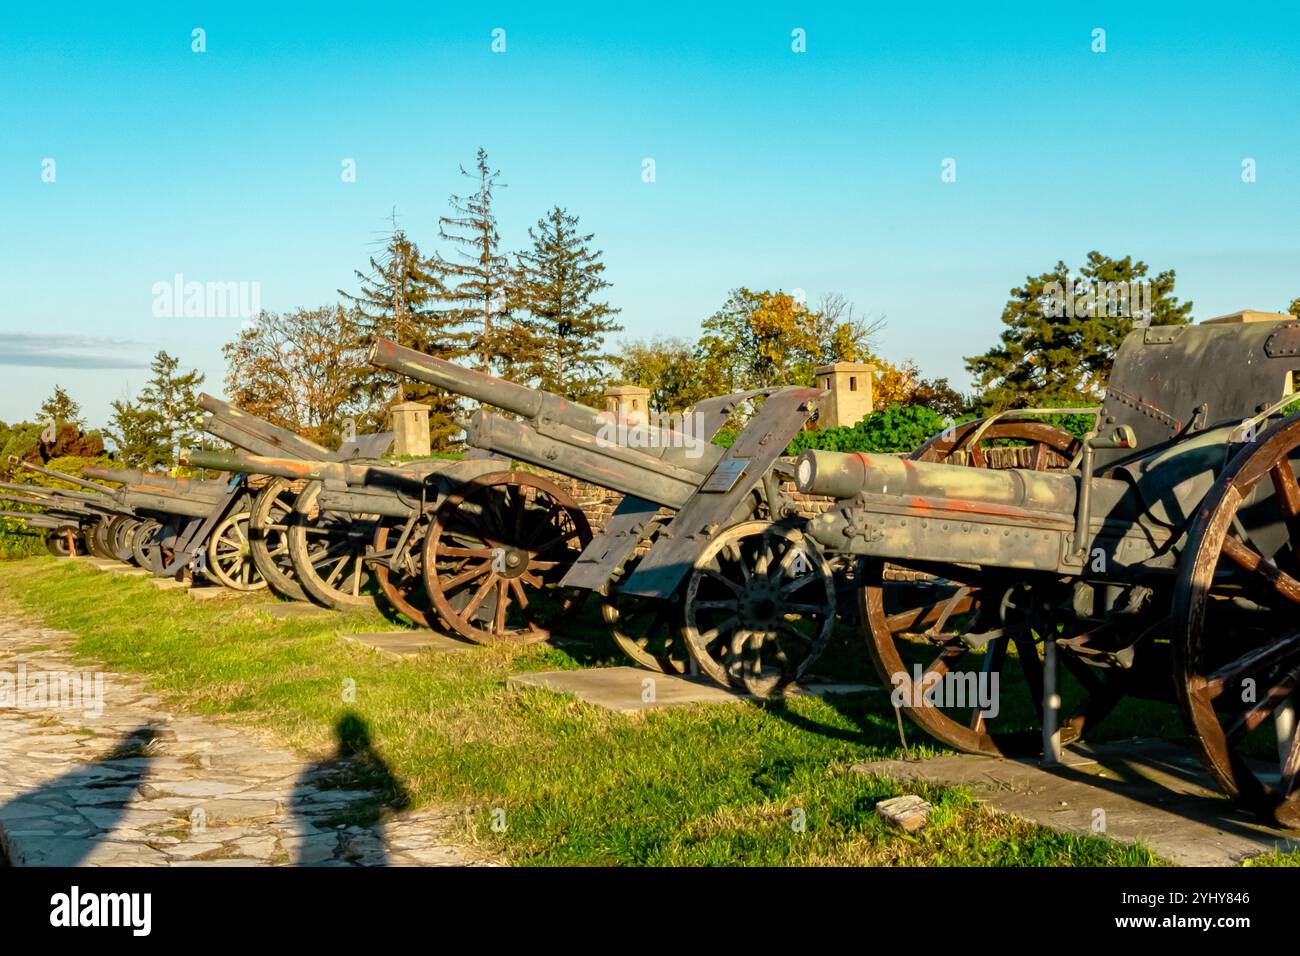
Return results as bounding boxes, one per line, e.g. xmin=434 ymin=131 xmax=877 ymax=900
xmin=792 ymin=316 xmax=1300 ymax=826
xmin=368 ymin=340 xmax=1084 ymax=694
xmin=182 ymin=446 xmax=590 ymax=640
xmin=196 ymin=393 xmax=400 ymax=604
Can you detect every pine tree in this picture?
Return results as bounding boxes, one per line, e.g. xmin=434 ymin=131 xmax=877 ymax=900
xmin=37 ymin=386 xmax=85 ymax=429
xmin=107 ymin=399 xmax=168 ymax=469
xmin=429 ymin=148 xmax=512 ymax=371
xmin=966 ymin=252 xmax=1193 ymax=411
xmin=511 ymin=207 xmax=622 ymax=403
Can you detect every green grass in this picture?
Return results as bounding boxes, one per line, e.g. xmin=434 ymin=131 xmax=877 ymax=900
xmin=0 ymin=557 xmax=1163 ymax=866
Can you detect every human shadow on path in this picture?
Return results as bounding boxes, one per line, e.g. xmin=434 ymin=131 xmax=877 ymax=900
xmin=0 ymin=724 xmax=157 ymax=866
xmin=289 ymin=712 xmax=411 ymax=866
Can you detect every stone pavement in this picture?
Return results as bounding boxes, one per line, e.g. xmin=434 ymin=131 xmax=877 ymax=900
xmin=0 ymin=616 xmax=488 ymax=867
xmin=855 ymin=739 xmax=1300 ymax=866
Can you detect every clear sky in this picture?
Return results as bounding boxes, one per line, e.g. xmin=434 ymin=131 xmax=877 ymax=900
xmin=2 ymin=1 xmax=1298 ymax=427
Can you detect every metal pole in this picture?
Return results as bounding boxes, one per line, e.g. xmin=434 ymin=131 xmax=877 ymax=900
xmin=1042 ymin=636 xmax=1062 ymax=766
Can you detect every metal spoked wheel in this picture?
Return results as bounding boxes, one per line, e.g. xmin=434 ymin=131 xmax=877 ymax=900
xmin=204 ymin=510 xmax=268 ymax=591
xmin=1173 ymin=413 xmax=1300 ymax=827
xmin=248 ymin=477 xmax=307 ymax=601
xmin=109 ymin=516 xmax=140 ymax=563
xmin=602 ymin=519 xmax=690 ymax=674
xmin=88 ymin=518 xmax=117 ymax=559
xmin=681 ymin=520 xmax=837 ymax=697
xmin=423 ymin=471 xmax=591 ymax=644
xmin=286 ymin=480 xmax=378 ymax=609
xmin=371 ymin=513 xmax=435 ymax=628
xmin=132 ymin=518 xmax=162 ymax=573
xmin=861 ymin=559 xmax=1139 ymax=757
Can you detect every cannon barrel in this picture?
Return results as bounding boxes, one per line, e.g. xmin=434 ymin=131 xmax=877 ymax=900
xmin=118 ymin=489 xmax=218 ymax=519
xmin=198 ymin=394 xmax=333 ymax=461
xmin=794 ymin=448 xmax=1081 ymax=513
xmin=463 ymin=410 xmax=698 ymax=508
xmin=369 ymin=339 xmax=724 ymax=471
xmin=181 ymin=448 xmax=422 ymax=494
xmin=0 ymin=510 xmax=65 ymax=529
xmin=0 ymin=493 xmax=93 ymax=515
xmin=82 ymin=466 xmax=226 ymax=494
xmin=6 ymin=456 xmax=117 ymax=494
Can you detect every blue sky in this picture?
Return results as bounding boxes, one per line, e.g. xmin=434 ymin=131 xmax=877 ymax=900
xmin=2 ymin=2 xmax=1298 ymax=426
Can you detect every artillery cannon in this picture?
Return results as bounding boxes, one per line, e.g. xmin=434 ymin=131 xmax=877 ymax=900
xmin=182 ymin=445 xmax=590 ymax=641
xmin=792 ymin=313 xmax=1300 ymax=827
xmin=195 ymin=394 xmax=397 ymax=603
xmin=370 ymin=338 xmax=1093 ymax=692
xmin=370 ymin=339 xmax=852 ymax=689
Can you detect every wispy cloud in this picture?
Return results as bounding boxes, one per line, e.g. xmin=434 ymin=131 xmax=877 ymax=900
xmin=0 ymin=332 xmax=149 ymax=370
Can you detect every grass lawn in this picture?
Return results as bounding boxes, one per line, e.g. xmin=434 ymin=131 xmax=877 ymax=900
xmin=0 ymin=557 xmax=1163 ymax=866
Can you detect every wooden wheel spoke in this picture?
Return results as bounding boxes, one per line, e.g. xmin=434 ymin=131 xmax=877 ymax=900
xmin=1225 ymin=666 xmax=1300 ymax=745
xmin=462 ymin=575 xmax=498 ymax=619
xmin=441 ymin=561 xmax=493 ymax=591
xmin=1202 ymin=631 xmax=1300 ymax=699
xmin=1222 ymin=535 xmax=1300 ymax=605
xmin=492 ymin=580 xmax=510 ymax=634
xmin=700 ymin=566 xmax=743 ymax=597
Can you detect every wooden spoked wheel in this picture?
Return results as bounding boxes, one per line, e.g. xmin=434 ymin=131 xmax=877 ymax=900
xmin=371 ymin=514 xmax=435 ymax=628
xmin=205 ymin=510 xmax=268 ymax=591
xmin=861 ymin=559 xmax=1135 ymax=757
xmin=422 ymin=471 xmax=591 ymax=644
xmin=1173 ymin=413 xmax=1300 ymax=827
xmin=911 ymin=419 xmax=1082 ymax=470
xmin=286 ymin=480 xmax=378 ymax=609
xmin=681 ymin=520 xmax=837 ymax=697
xmin=248 ymin=477 xmax=307 ymax=601
xmin=602 ymin=520 xmax=690 ymax=674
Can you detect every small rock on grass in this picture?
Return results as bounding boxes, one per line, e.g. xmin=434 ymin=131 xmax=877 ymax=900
xmin=875 ymin=795 xmax=932 ymax=833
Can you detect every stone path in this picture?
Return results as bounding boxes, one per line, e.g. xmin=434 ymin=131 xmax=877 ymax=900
xmin=0 ymin=616 xmax=488 ymax=867
xmin=855 ymin=739 xmax=1300 ymax=866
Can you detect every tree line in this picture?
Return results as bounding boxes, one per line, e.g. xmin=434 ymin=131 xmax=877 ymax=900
xmin=14 ymin=161 xmax=1300 ymax=469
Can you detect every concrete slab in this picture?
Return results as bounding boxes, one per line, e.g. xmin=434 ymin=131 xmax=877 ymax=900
xmin=149 ymin=578 xmax=189 ymax=591
xmin=507 ymin=666 xmax=871 ymax=714
xmin=85 ymin=558 xmax=122 ymax=570
xmin=343 ymin=631 xmax=473 ymax=657
xmin=853 ymin=738 xmax=1300 ymax=866
xmin=104 ymin=565 xmax=149 ymax=577
xmin=187 ymin=586 xmax=243 ymax=601
xmin=261 ymin=601 xmax=334 ymax=621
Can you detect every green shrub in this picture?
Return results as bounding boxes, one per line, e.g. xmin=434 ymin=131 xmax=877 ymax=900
xmin=789 ymin=404 xmax=949 ymax=455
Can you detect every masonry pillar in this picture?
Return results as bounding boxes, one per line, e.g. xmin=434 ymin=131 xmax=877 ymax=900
xmin=814 ymin=361 xmax=876 ymax=429
xmin=604 ymin=384 xmax=652 ymax=426
xmin=390 ymin=401 xmax=431 ymax=457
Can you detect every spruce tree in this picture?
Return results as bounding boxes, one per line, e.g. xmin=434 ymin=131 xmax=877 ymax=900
xmin=511 ymin=207 xmax=621 ymax=403
xmin=428 ymin=148 xmax=511 ymax=372
xmin=340 ymin=219 xmax=465 ymax=447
